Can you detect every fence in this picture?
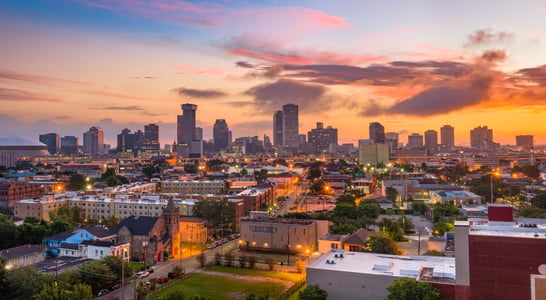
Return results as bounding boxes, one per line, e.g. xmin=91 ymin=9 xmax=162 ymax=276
xmin=278 ymin=278 xmax=306 ymax=300
xmin=146 ymin=271 xmax=196 ymax=298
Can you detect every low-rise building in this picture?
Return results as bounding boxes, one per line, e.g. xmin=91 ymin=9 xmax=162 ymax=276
xmin=239 ymin=217 xmax=329 ymax=254
xmin=307 ymin=251 xmax=456 ymax=300
xmin=0 ymin=180 xmax=43 ymax=207
xmin=0 ymin=244 xmax=47 ymax=269
xmin=430 ymin=190 xmax=481 ymax=205
xmin=160 ymin=179 xmax=226 ymax=194
xmin=179 ymin=216 xmax=208 ymax=244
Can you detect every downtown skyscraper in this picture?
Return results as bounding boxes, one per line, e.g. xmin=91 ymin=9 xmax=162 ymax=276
xmin=441 ymin=125 xmax=455 ymax=149
xmin=83 ymin=126 xmax=104 ymax=155
xmin=369 ymin=122 xmax=385 ymax=144
xmin=282 ymin=104 xmax=299 ymax=147
xmin=213 ymin=119 xmax=229 ymax=152
xmin=273 ymin=110 xmax=283 ymax=147
xmin=177 ymin=103 xmax=198 ymax=157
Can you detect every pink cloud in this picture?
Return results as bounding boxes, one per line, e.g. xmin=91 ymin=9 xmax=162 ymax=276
xmin=222 ymin=34 xmax=383 ymax=65
xmin=0 ymin=87 xmax=61 ymax=102
xmin=0 ymin=69 xmax=93 ymax=86
xmin=84 ymin=90 xmax=154 ymax=101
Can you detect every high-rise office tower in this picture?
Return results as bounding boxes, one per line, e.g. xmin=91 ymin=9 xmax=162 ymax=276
xmin=470 ymin=126 xmax=493 ymax=148
xmin=282 ymin=104 xmax=299 ymax=147
xmin=83 ymin=126 xmax=104 ymax=155
xmin=273 ymin=110 xmax=283 ymax=146
xmin=369 ymin=122 xmax=385 ymax=144
xmin=117 ymin=128 xmax=132 ymax=152
xmin=143 ymin=123 xmax=160 ymax=151
xmin=39 ymin=133 xmax=59 ymax=154
xmin=516 ymin=135 xmax=534 ymax=150
xmin=177 ymin=103 xmax=197 ymax=157
xmin=213 ymin=119 xmax=229 ymax=152
xmin=307 ymin=122 xmax=338 ymax=153
xmin=424 ymin=130 xmax=438 ymax=151
xmin=60 ymin=136 xmax=78 ymax=155
xmin=440 ymin=125 xmax=455 ymax=149
xmin=385 ymin=132 xmax=399 ymax=153
xmin=407 ymin=133 xmax=424 ymax=149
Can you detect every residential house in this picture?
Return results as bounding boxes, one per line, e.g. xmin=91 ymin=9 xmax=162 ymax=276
xmin=0 ymin=244 xmax=47 ymax=269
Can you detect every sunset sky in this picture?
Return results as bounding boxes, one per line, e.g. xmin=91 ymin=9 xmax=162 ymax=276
xmin=1 ymin=0 xmax=546 ymax=147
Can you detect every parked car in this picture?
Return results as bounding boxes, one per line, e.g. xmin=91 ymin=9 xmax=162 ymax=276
xmin=110 ymin=284 xmax=121 ymax=291
xmin=97 ymin=289 xmax=109 ymax=296
xmin=157 ymin=276 xmax=169 ymax=283
xmin=135 ymin=271 xmax=150 ymax=278
xmin=167 ymin=272 xmax=179 ymax=279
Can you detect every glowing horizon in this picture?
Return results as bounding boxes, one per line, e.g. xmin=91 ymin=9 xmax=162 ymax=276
xmin=1 ymin=1 xmax=546 ymax=147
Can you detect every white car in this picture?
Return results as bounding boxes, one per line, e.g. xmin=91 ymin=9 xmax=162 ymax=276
xmin=135 ymin=271 xmax=150 ymax=278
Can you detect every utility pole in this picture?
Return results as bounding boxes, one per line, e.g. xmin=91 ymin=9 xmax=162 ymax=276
xmin=286 ymin=227 xmax=290 ymax=266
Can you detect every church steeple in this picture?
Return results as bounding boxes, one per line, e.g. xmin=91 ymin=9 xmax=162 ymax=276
xmin=162 ymin=198 xmax=181 ymax=258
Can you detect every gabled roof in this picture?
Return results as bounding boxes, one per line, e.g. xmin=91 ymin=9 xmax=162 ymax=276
xmin=44 ymin=230 xmax=76 ymax=241
xmin=0 ymin=244 xmax=46 ymax=259
xmin=110 ymin=216 xmax=160 ymax=236
xmin=343 ymin=228 xmax=374 ymax=246
xmin=85 ymin=227 xmax=115 ymax=238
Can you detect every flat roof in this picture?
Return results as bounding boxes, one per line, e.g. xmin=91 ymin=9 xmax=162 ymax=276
xmin=467 ymin=217 xmax=546 ymax=239
xmin=308 ymin=251 xmax=455 ymax=284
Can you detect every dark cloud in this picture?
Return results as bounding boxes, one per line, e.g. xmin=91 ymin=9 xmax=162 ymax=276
xmin=244 ymin=65 xmax=284 ymax=79
xmin=513 ymin=64 xmax=546 ymax=87
xmin=279 ymin=61 xmax=471 ymax=86
xmin=0 ymin=87 xmax=60 ymax=102
xmin=174 ymin=87 xmax=227 ymax=98
xmin=464 ymin=29 xmax=513 ymax=47
xmin=384 ymin=73 xmax=495 ymax=116
xmin=244 ymin=79 xmax=329 ymax=113
xmin=90 ymin=106 xmax=144 ymax=111
xmin=479 ymin=50 xmax=506 ymax=63
xmin=130 ymin=76 xmax=157 ymax=79
xmin=235 ymin=61 xmax=255 ymax=68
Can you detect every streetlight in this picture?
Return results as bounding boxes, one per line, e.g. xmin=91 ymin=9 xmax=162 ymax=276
xmin=490 ymin=169 xmax=500 ymax=203
xmin=121 ymin=248 xmax=128 ymax=300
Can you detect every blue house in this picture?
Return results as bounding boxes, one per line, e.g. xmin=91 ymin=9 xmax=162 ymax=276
xmin=42 ymin=227 xmax=116 ymax=256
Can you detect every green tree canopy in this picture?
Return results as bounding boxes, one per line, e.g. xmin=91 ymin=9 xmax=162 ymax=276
xmin=531 ymin=194 xmax=546 ymax=209
xmin=385 ymin=187 xmax=398 ymax=202
xmin=66 ymin=174 xmax=88 ymax=191
xmin=298 ymin=284 xmax=328 ymax=300
xmin=358 ymin=200 xmax=381 ymax=219
xmin=36 ymin=283 xmax=92 ymax=300
xmin=0 ymin=215 xmax=19 ymax=249
xmin=386 ymin=277 xmax=442 ymax=300
xmin=363 ymin=234 xmax=402 ymax=255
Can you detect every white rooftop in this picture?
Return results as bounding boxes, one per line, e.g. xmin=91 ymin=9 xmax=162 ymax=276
xmin=309 ymin=251 xmax=455 ymax=282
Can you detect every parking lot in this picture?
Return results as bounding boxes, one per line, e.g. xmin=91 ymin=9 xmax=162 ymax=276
xmin=35 ymin=256 xmax=91 ymax=273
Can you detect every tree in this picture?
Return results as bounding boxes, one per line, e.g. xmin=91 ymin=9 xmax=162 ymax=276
xmin=165 ymin=291 xmax=187 ymax=300
xmin=37 ymin=283 xmax=93 ymax=300
xmin=197 ymin=252 xmax=207 ymax=268
xmin=307 ymin=167 xmax=322 ymax=181
xmin=386 ymin=277 xmax=441 ymax=300
xmin=17 ymin=222 xmax=48 ymax=244
xmin=66 ymin=174 xmax=87 ymax=191
xmin=336 ymin=194 xmax=356 ymax=205
xmin=364 ymin=235 xmax=402 ymax=255
xmin=0 ymin=215 xmax=19 ymax=249
xmin=376 ymin=218 xmax=405 ymax=241
xmin=1 ymin=265 xmax=53 ymax=299
xmin=433 ymin=220 xmax=454 ymax=236
xmin=333 ymin=203 xmax=358 ymax=219
xmin=531 ymin=194 xmax=546 ymax=209
xmin=295 ymin=260 xmax=306 ymax=274
xmin=78 ymin=260 xmax=117 ymax=292
xmin=331 ymin=223 xmax=356 ymax=234
xmin=358 ymin=200 xmax=380 ymax=219
xmin=48 ymin=218 xmax=74 ymax=236
xmin=423 ymin=250 xmax=445 ymax=256
xmin=309 ymin=180 xmax=326 ymax=194
xmin=385 ymin=187 xmax=398 ymax=202
xmin=518 ymin=205 xmax=546 ymax=218
xmin=102 ymin=255 xmax=131 ymax=280
xmin=298 ymin=284 xmax=328 ymax=300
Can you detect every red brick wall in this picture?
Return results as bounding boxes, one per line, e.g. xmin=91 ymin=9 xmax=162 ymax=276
xmin=469 ymin=235 xmax=546 ymax=300
xmin=430 ymin=282 xmax=456 ymax=300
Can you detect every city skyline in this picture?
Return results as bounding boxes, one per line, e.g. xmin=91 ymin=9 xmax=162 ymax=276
xmin=1 ymin=1 xmax=546 ymax=145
